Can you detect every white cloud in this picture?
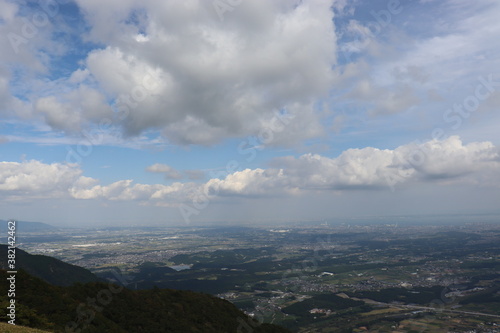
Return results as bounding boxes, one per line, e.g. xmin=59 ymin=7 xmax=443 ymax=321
xmin=0 ymin=160 xmax=193 ymax=204
xmin=69 ymin=0 xmax=337 ymax=145
xmin=35 ymin=96 xmax=82 ymax=132
xmin=69 ymin=180 xmax=197 ymax=205
xmin=146 ymin=163 xmax=174 ymax=173
xmin=206 ymin=168 xmax=290 ymax=197
xmin=0 ymin=137 xmax=498 ymax=206
xmin=34 ymin=84 xmax=114 ymax=133
xmin=0 ymin=160 xmax=87 ymax=199
xmin=347 ymin=79 xmax=420 ymax=115
xmin=0 ymin=0 xmax=338 ymax=146
xmin=334 ymin=0 xmax=500 ymax=125
xmin=395 ymin=136 xmax=500 ymax=183
xmin=0 ymin=0 xmax=51 ymax=71
xmin=209 ymin=136 xmax=500 ymax=195
xmin=1 ymin=0 xmax=499 ymax=151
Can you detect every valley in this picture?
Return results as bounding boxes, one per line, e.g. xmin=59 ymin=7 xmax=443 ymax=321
xmin=14 ymin=221 xmax=500 ymax=332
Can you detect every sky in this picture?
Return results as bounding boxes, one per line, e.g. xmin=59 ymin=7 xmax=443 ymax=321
xmin=0 ymin=0 xmax=499 ymax=227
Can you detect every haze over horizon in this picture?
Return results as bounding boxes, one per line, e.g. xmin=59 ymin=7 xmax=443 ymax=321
xmin=1 ymin=0 xmax=499 ymax=226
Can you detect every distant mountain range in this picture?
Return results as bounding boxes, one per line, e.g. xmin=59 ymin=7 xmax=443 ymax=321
xmin=0 ymin=246 xmax=290 ymax=333
xmin=0 ymin=220 xmax=58 ymax=233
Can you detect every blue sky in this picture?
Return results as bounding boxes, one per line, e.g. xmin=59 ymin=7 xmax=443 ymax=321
xmin=1 ymin=0 xmax=499 ymax=227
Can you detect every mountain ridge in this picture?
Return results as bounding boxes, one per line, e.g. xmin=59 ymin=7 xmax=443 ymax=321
xmin=0 ymin=246 xmax=290 ymax=333
xmin=0 ymin=245 xmax=100 ymax=286
xmin=0 ymin=221 xmax=58 ymax=233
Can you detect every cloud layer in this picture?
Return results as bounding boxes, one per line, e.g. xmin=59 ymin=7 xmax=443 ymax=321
xmin=208 ymin=136 xmax=500 ymax=196
xmin=1 ymin=0 xmax=337 ymax=146
xmin=1 ymin=1 xmax=499 ymax=225
xmin=2 ymin=0 xmax=500 ymax=147
xmin=1 ymin=137 xmax=498 ymax=205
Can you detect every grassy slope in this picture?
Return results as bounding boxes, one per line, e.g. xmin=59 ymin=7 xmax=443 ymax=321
xmin=0 ymin=322 xmax=52 ymax=333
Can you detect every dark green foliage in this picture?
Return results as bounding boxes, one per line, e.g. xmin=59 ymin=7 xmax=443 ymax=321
xmin=0 ymin=270 xmax=290 ymax=333
xmin=349 ymin=286 xmax=443 ymax=305
xmin=255 ymin=292 xmax=276 ymax=298
xmin=460 ymin=261 xmax=500 ymax=269
xmin=232 ymin=299 xmax=255 ymax=310
xmin=170 ymin=247 xmax=277 ymax=267
xmin=470 ymin=273 xmax=500 ymax=283
xmin=459 ymin=284 xmax=500 ymax=305
xmin=282 ymin=294 xmax=364 ymax=316
xmin=134 ymin=262 xmax=177 ymax=280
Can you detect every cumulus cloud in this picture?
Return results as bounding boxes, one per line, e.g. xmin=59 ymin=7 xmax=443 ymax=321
xmin=334 ymin=0 xmax=500 ymax=121
xmin=1 ymin=137 xmax=498 ymax=205
xmin=69 ymin=180 xmax=198 ymax=205
xmin=0 ymin=160 xmax=193 ymax=204
xmin=0 ymin=0 xmax=52 ymax=71
xmin=208 ymin=136 xmax=500 ymax=195
xmin=394 ymin=136 xmax=500 ymax=183
xmin=0 ymin=0 xmax=69 ymax=122
xmin=0 ymin=0 xmax=337 ymax=146
xmin=34 ymin=85 xmax=114 ymax=133
xmin=0 ymin=160 xmax=88 ymax=199
xmin=206 ymin=168 xmax=290 ymax=197
xmin=2 ymin=0 xmax=500 ymax=151
xmin=69 ymin=0 xmax=337 ymax=145
xmin=35 ymin=96 xmax=82 ymax=132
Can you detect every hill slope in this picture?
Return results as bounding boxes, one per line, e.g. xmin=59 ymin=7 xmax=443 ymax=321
xmin=0 ymin=245 xmax=100 ymax=286
xmin=0 ymin=322 xmax=52 ymax=333
xmin=0 ymin=270 xmax=289 ymax=333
